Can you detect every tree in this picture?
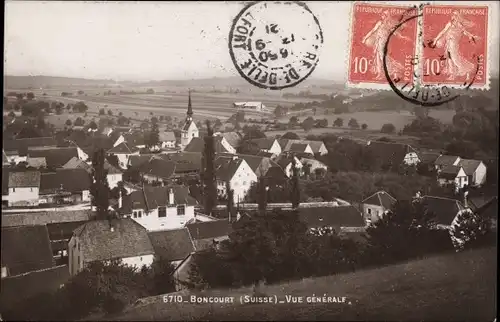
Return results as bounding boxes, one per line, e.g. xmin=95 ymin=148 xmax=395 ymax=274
xmin=99 ymin=108 xmax=105 ymax=115
xmin=72 ymin=102 xmax=89 ymax=113
xmin=361 ymin=123 xmax=368 ymax=130
xmin=348 ymin=118 xmax=359 ymax=129
xmin=450 ymin=207 xmax=495 ymax=251
xmin=73 ymin=117 xmax=85 ymax=126
xmin=88 ymin=120 xmax=98 ymax=130
xmin=290 ymin=158 xmax=301 ymax=209
xmin=203 ymin=121 xmax=217 ymax=216
xmin=274 ymin=105 xmax=286 ymax=118
xmin=117 ymin=116 xmax=129 ymax=126
xmin=226 ymin=182 xmax=236 ymax=221
xmin=90 ymin=149 xmax=111 ymax=220
xmin=289 ymin=116 xmax=299 ymax=127
xmin=281 ymin=132 xmax=300 ymax=140
xmin=65 ymin=119 xmax=72 ymax=126
xmin=333 ymin=117 xmax=344 ymax=127
xmin=158 ymin=115 xmax=163 ymax=121
xmin=143 ymin=256 xmax=176 ymax=295
xmin=66 ymin=104 xmax=72 ymax=111
xmin=381 ymin=123 xmax=396 ymax=134
xmin=55 ymin=104 xmax=63 ymax=115
xmin=237 ymin=140 xmax=261 ymax=155
xmin=107 ymin=110 xmax=113 ymax=116
xmin=146 ymin=88 xmax=155 ymax=94
xmin=301 ymin=116 xmax=315 ymax=132
xmin=8 ymin=111 xmax=16 ymax=118
xmin=316 ymin=118 xmax=328 ymax=128
xmin=147 ymin=121 xmax=160 ymax=150
xmin=257 ymin=177 xmax=268 ymax=214
xmin=27 ymin=92 xmax=35 ymax=100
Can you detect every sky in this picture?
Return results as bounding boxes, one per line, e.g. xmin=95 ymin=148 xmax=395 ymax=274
xmin=4 ymin=1 xmax=499 ymax=81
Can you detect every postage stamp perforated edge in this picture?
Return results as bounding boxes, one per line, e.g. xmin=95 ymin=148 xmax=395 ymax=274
xmin=345 ymin=1 xmax=493 ymax=91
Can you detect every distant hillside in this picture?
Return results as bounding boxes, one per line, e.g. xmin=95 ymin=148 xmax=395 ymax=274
xmin=4 ymin=75 xmax=116 ymax=89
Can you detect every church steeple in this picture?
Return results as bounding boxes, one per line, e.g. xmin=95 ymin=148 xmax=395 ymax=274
xmin=187 ymin=89 xmax=193 ymax=120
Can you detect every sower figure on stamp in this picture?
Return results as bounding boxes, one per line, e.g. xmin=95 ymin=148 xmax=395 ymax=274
xmin=430 ymin=11 xmax=480 ymax=81
xmin=361 ymin=10 xmax=412 ymax=81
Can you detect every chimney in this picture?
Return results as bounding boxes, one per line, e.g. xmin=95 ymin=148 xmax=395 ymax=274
xmin=168 ymin=188 xmax=175 ymax=205
xmin=232 ymin=155 xmax=238 ymax=161
xmin=236 ymin=211 xmax=241 ymax=221
xmin=464 ymin=190 xmax=469 ymax=208
xmin=118 ymin=188 xmax=122 ymax=209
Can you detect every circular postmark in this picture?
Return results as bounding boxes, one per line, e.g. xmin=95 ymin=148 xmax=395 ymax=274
xmin=228 ymin=1 xmax=323 ymax=90
xmin=383 ymin=6 xmax=479 ymax=107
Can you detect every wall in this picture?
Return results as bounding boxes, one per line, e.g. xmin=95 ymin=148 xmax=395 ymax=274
xmin=318 ymin=144 xmax=328 ymax=155
xmin=82 ymin=190 xmax=90 ymax=202
xmin=107 ymin=173 xmax=123 ymax=189
xmin=161 ymin=141 xmax=176 ymax=149
xmin=229 ymin=160 xmax=258 ymax=204
xmin=403 ymin=152 xmax=420 ymax=165
xmin=173 ymin=254 xmax=195 ymax=291
xmin=129 ymin=205 xmax=195 ymax=231
xmin=220 ymin=138 xmax=237 ymax=154
xmin=268 ymin=140 xmax=282 ymax=155
xmin=362 ymin=203 xmax=386 ymax=224
xmin=76 ymin=147 xmax=89 ymax=161
xmin=181 ymin=121 xmax=199 ymax=148
xmin=68 ymin=236 xmax=82 ymax=276
xmin=473 ymin=162 xmax=487 ymax=186
xmin=8 ymin=187 xmax=39 ymax=207
xmin=113 ymin=135 xmax=125 ymax=148
xmin=121 ymin=254 xmax=155 ymax=270
xmin=115 ymin=154 xmax=129 ymax=169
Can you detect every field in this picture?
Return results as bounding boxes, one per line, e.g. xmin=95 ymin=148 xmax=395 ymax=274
xmin=106 ymin=247 xmax=496 ymax=321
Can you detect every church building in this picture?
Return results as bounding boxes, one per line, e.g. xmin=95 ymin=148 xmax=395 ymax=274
xmin=180 ymin=90 xmax=199 ymax=150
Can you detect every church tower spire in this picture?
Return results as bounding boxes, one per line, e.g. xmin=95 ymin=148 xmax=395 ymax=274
xmin=187 ymin=89 xmax=193 ymax=121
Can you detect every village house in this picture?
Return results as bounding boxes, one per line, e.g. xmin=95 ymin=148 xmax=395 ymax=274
xmin=184 ymin=136 xmax=236 ymax=154
xmin=119 ymin=185 xmax=198 ymax=231
xmin=215 ymin=155 xmax=258 ymax=204
xmin=123 ymin=131 xmax=147 ymax=149
xmin=215 ymin=131 xmax=243 ymax=151
xmin=46 ymin=221 xmax=89 ymax=265
xmin=68 ymin=218 xmax=156 ymax=276
xmin=2 ymin=171 xmax=41 ymax=207
xmin=249 ymin=138 xmax=282 ymax=156
xmin=456 ymin=159 xmax=487 ymax=187
xmin=27 ymin=146 xmax=82 ymax=169
xmin=1 ymin=209 xmax=94 ymax=228
xmin=437 ymin=165 xmax=469 ymax=192
xmin=275 ymin=155 xmax=303 ymax=178
xmin=39 ymin=169 xmax=92 ymax=205
xmin=26 ymin=156 xmax=47 ymax=169
xmin=233 ymin=101 xmax=265 ymax=111
xmin=361 ymin=190 xmax=397 ymax=224
xmin=107 ymin=142 xmax=140 ymax=169
xmin=3 ymin=137 xmax=58 ymax=164
xmin=218 ymin=152 xmax=278 ymax=178
xmin=279 ymin=139 xmax=328 ymax=156
xmin=297 ymin=205 xmax=366 ymax=234
xmin=138 ymin=158 xmax=176 ymax=185
xmin=159 ymin=131 xmax=177 ymax=149
xmin=366 ymin=141 xmax=420 ymax=168
xmin=186 ymin=219 xmax=233 ymax=250
xmin=180 ymin=91 xmax=199 ymax=149
xmin=1 ymin=225 xmax=55 ymax=277
xmin=300 ymin=157 xmax=328 ymax=177
xmin=148 ymin=228 xmax=196 ymax=268
xmin=434 ymin=155 xmax=461 ymax=171
xmin=416 ymin=195 xmax=465 ymax=229
xmin=162 ymin=152 xmax=203 ymax=179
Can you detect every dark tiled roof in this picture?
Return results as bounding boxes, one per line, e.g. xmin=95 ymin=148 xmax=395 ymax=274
xmin=186 ymin=219 xmax=233 ymax=240
xmin=362 ymin=191 xmax=397 ymax=209
xmin=457 ymin=159 xmax=483 ymax=175
xmin=108 ymin=142 xmax=138 ymax=154
xmin=8 ymin=171 xmax=41 ymax=188
xmin=257 ymin=151 xmax=274 ymax=158
xmin=40 ymin=168 xmax=91 ymax=194
xmin=140 ymin=158 xmax=176 ymax=180
xmin=47 ymin=221 xmax=89 ymax=241
xmin=104 ymin=159 xmax=122 ymax=174
xmin=220 ymin=132 xmax=242 ymax=148
xmin=128 ymin=154 xmax=156 ymax=168
xmin=3 ymin=137 xmax=58 ymax=156
xmin=162 ymin=152 xmax=203 ymax=173
xmin=279 ymin=139 xmax=325 ymax=154
xmin=250 ymin=138 xmax=275 ymax=150
xmin=366 ymin=141 xmax=417 ymax=166
xmin=148 ymin=228 xmax=195 ymax=262
xmin=306 ymin=141 xmax=326 ymax=154
xmin=437 ymin=165 xmax=463 ymax=180
xmin=27 ymin=147 xmax=79 ymax=168
xmin=1 ymin=210 xmax=94 ymax=227
xmin=0 ymin=265 xmax=70 ymax=310
xmin=184 ymin=137 xmax=230 ymax=153
xmin=1 ymin=225 xmax=54 ymax=276
xmin=215 ymin=157 xmax=244 ymax=181
xmin=289 ymin=143 xmax=310 ymax=153
xmin=435 ymin=155 xmax=460 ymax=166
xmin=124 ymin=131 xmax=146 ymax=147
xmin=420 ymin=196 xmax=464 ymax=226
xmin=275 ymin=155 xmax=296 ymax=169
xmin=74 ymin=218 xmax=155 ymax=262
xmin=419 ymin=151 xmax=441 ymax=164
xmin=121 ymin=190 xmax=147 ymax=213
xmin=26 ymin=157 xmax=47 ymax=168
xmin=159 ymin=131 xmax=176 ymax=142
xmin=120 ymin=185 xmax=198 ymax=214
xmin=298 ymin=206 xmax=365 ymax=228
xmin=62 ymin=156 xmax=92 ymax=173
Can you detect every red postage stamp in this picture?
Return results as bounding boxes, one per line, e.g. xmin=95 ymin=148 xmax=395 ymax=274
xmin=421 ymin=5 xmax=489 ymax=88
xmin=347 ymin=3 xmax=418 ymax=89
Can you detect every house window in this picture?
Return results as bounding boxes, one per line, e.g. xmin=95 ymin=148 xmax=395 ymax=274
xmin=1 ymin=266 xmax=8 ymax=278
xmin=30 ymin=188 xmax=33 ymax=192
xmin=159 ymin=207 xmax=167 ymax=218
xmin=133 ymin=211 xmax=137 ymax=218
xmin=138 ymin=211 xmax=142 ymax=218
xmin=367 ymin=208 xmax=371 ymax=215
xmin=177 ymin=205 xmax=186 ymax=216
xmin=12 ymin=188 xmax=15 ymax=192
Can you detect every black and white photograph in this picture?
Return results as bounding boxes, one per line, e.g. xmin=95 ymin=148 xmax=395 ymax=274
xmin=1 ymin=1 xmax=498 ymax=321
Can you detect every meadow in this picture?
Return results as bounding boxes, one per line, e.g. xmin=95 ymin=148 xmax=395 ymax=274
xmin=107 ymin=247 xmax=496 ymax=321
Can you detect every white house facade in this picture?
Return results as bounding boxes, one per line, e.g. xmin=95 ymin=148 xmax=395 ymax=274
xmin=216 ymin=158 xmax=258 ymax=204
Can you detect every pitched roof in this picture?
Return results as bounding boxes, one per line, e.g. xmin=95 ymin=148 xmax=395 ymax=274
xmin=275 ymin=155 xmax=297 ymax=169
xmin=27 ymin=147 xmax=79 ymax=168
xmin=257 ymin=151 xmax=274 ymax=158
xmin=120 ymin=185 xmax=198 ymax=213
xmin=289 ymin=143 xmax=310 ymax=153
xmin=298 ymin=206 xmax=365 ymax=228
xmin=219 ymin=153 xmax=264 ymax=172
xmin=8 ymin=171 xmax=41 ymax=188
xmin=1 ymin=210 xmax=94 ymax=227
xmin=1 ymin=225 xmax=54 ymax=276
xmin=0 ymin=265 xmax=70 ymax=310
xmin=420 ymin=196 xmax=464 ymax=225
xmin=148 ymin=228 xmax=195 ymax=262
xmin=362 ymin=191 xmax=397 ymax=209
xmin=74 ymin=218 xmax=155 ymax=262
xmin=140 ymin=158 xmax=176 ymax=180
xmin=250 ymin=138 xmax=276 ymax=150
xmin=3 ymin=150 xmax=10 ymax=164
xmin=220 ymin=132 xmax=242 ymax=148
xmin=186 ymin=219 xmax=233 ymax=240
xmin=39 ymin=168 xmax=91 ymax=194
xmin=124 ymin=131 xmax=146 ymax=147
xmin=435 ymin=155 xmax=460 ymax=166
xmin=104 ymin=159 xmax=122 ymax=174
xmin=161 ymin=152 xmax=203 ymax=173
xmin=366 ymin=141 xmax=417 ymax=165
xmin=182 ymin=120 xmax=194 ymax=132
xmin=419 ymin=151 xmax=442 ymax=164
xmin=3 ymin=137 xmax=58 ymax=156
xmin=159 ymin=131 xmax=176 ymax=142
xmin=279 ymin=139 xmax=325 ymax=154
xmin=184 ymin=137 xmax=230 ymax=153
xmin=128 ymin=154 xmax=156 ymax=168
xmin=107 ymin=142 xmax=138 ymax=154
xmin=26 ymin=157 xmax=47 ymax=168
xmin=47 ymin=221 xmax=90 ymax=242
xmin=438 ymin=165 xmax=464 ymax=179
xmin=306 ymin=140 xmax=326 ymax=154
xmin=215 ymin=157 xmax=244 ymax=181
xmin=62 ymin=156 xmax=92 ymax=173
xmin=457 ymin=159 xmax=483 ymax=175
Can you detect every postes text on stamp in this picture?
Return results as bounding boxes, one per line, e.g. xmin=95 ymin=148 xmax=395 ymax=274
xmin=348 ymin=3 xmax=418 ymax=89
xmin=229 ymin=1 xmax=323 ymax=90
xmin=421 ymin=5 xmax=489 ymax=88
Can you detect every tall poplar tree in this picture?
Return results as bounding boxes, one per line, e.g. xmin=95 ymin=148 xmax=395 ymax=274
xmin=91 ymin=148 xmax=111 ymax=220
xmin=290 ymin=158 xmax=301 ymax=209
xmin=203 ymin=120 xmax=217 ymax=216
